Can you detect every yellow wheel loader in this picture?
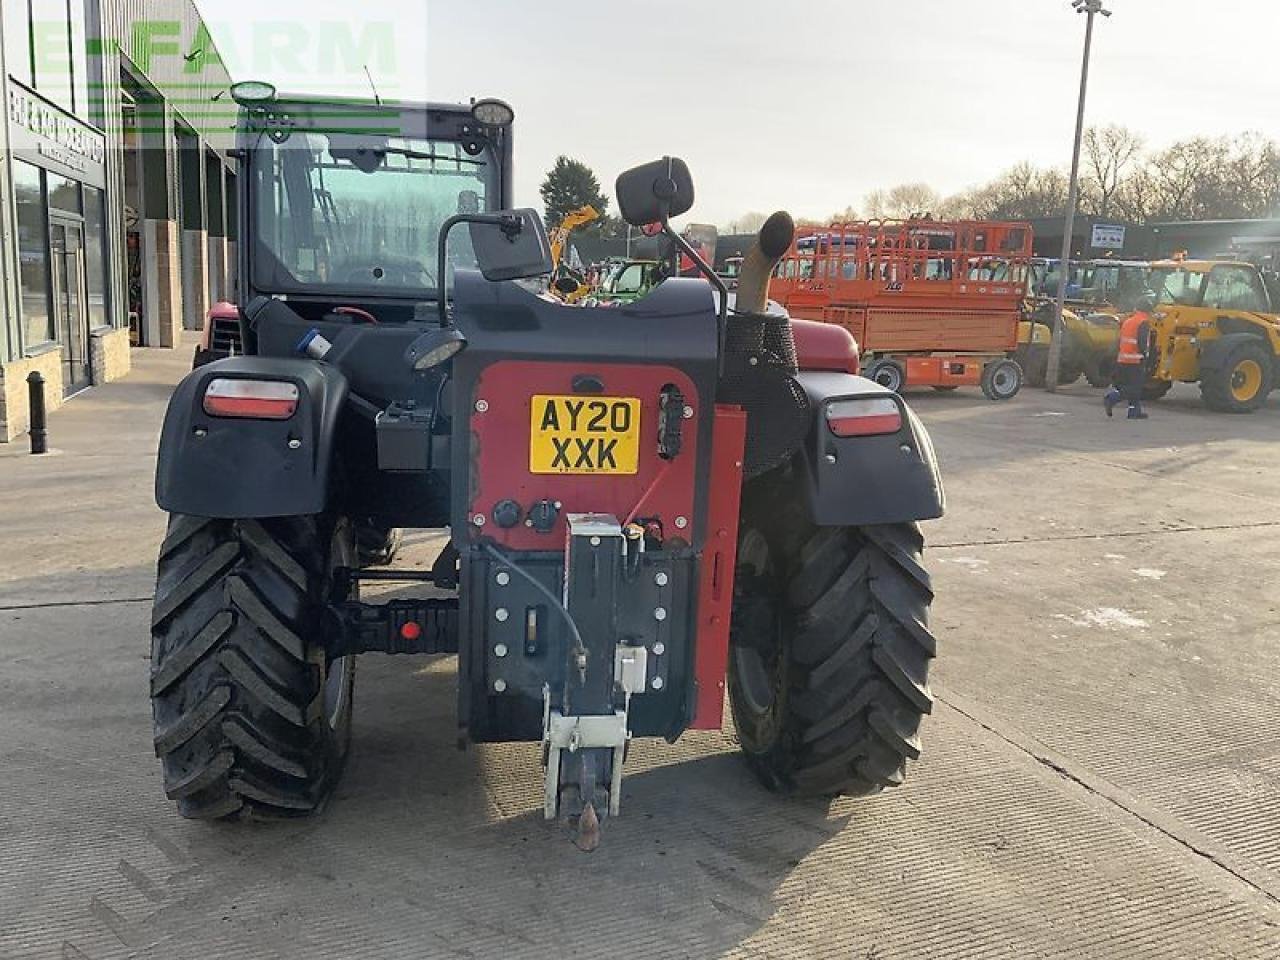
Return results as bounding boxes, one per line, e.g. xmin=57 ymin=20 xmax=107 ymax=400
xmin=1016 ymin=258 xmax=1149 ymax=388
xmin=1017 ymin=303 xmax=1087 ymax=387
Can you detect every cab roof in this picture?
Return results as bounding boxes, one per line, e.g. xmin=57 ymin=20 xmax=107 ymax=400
xmin=1149 ymin=259 xmax=1254 ymax=273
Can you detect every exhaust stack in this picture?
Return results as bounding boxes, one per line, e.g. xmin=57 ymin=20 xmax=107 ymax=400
xmin=734 ymin=211 xmax=795 ymax=314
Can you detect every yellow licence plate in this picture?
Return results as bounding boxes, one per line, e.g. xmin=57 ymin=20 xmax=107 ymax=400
xmin=529 ymin=395 xmax=641 ymax=475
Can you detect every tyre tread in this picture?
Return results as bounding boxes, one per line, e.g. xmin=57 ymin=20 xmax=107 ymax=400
xmin=730 ymin=512 xmax=937 ymax=799
xmin=150 ymin=515 xmax=352 ymax=821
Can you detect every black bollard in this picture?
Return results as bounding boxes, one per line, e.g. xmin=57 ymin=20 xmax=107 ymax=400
xmin=27 ymin=371 xmax=47 ymax=454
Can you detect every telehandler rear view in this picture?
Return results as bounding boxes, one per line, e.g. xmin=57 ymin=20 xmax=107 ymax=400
xmin=149 ymin=85 xmax=945 ymax=846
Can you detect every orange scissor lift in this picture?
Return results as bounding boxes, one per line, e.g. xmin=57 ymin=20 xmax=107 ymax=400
xmin=771 ymin=219 xmax=1034 ymax=400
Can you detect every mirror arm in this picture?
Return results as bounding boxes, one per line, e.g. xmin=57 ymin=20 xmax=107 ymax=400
xmin=436 ymin=213 xmax=523 ymax=328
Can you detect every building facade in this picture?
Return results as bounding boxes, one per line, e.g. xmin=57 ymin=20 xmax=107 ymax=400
xmin=0 ymin=0 xmax=234 ymax=441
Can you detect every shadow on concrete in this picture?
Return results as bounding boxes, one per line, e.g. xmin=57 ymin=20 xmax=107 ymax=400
xmin=164 ymin=654 xmax=854 ymax=958
xmin=320 ymin=660 xmax=855 ymax=960
xmin=6 ymin=576 xmax=846 ymax=959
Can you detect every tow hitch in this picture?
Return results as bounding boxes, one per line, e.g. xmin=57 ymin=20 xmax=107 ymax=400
xmin=538 ymin=513 xmax=654 ymax=850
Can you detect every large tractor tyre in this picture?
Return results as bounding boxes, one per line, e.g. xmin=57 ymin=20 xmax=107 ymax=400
xmin=150 ymin=515 xmax=356 ymax=820
xmin=355 ymin=519 xmax=402 ymax=567
xmin=980 ymin=358 xmax=1023 ymax=401
xmin=1083 ymin=356 xmax=1115 ymax=389
xmin=1017 ymin=344 xmax=1049 ymax=389
xmin=1200 ymin=339 xmax=1275 ymax=413
xmin=1142 ymin=380 xmax=1173 ymax=402
xmin=1056 ymin=361 xmax=1084 ymax=386
xmin=729 ymin=493 xmax=936 ymax=798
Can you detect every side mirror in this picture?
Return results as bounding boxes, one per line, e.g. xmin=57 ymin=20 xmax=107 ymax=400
xmin=468 ymin=208 xmax=554 ymax=282
xmin=615 ymin=157 xmax=694 ymax=227
xmin=436 ymin=208 xmax=554 ymax=326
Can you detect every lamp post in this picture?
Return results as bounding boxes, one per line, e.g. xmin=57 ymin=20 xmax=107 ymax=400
xmin=1045 ymin=0 xmax=1111 ymax=392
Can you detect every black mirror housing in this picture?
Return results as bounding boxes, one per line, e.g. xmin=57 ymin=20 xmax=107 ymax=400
xmin=615 ymin=157 xmax=694 ymax=227
xmin=468 ymin=208 xmax=554 ymax=282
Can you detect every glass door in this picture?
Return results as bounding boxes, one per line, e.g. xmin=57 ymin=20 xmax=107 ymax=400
xmin=50 ymin=220 xmax=91 ymax=396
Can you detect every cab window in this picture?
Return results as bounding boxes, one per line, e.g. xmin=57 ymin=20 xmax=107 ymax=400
xmin=612 ymin=263 xmax=647 ymax=294
xmin=1202 ymin=266 xmax=1269 ymax=312
xmin=1149 ymin=268 xmax=1205 ymax=306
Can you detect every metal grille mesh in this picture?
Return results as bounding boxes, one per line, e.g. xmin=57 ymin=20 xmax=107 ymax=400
xmin=718 ymin=312 xmax=811 ymax=478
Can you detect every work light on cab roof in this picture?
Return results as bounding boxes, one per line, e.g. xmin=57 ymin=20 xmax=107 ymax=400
xmin=228 ymin=80 xmax=276 ymax=106
xmin=471 ymin=98 xmax=514 ymax=126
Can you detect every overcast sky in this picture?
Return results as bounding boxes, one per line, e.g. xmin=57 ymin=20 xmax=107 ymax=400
xmin=203 ymin=0 xmax=1278 ymax=225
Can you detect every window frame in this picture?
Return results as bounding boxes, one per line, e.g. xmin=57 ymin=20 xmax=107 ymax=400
xmin=1202 ymin=265 xmax=1269 ymax=313
xmin=1150 ymin=267 xmax=1206 ymax=308
xmin=13 ymin=160 xmax=57 ymax=353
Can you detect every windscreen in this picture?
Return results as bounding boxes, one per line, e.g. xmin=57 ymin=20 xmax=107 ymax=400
xmin=1147 ymin=266 xmax=1205 ymax=306
xmin=250 ymin=131 xmax=496 ymax=298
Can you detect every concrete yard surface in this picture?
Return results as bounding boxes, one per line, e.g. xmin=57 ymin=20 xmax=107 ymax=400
xmin=1 ymin=347 xmax=1279 ymax=959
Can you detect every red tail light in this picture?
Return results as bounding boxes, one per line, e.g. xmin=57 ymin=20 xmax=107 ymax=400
xmin=202 ymin=378 xmax=299 ymax=419
xmin=825 ymin=396 xmax=902 ymax=437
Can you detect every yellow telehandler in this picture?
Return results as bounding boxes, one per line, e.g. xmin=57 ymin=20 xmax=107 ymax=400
xmin=1143 ymin=258 xmax=1280 ymax=412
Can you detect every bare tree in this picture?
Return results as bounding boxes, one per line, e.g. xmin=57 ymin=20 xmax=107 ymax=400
xmin=1126 ymin=134 xmax=1280 ymax=221
xmin=862 ymin=189 xmax=889 ymax=219
xmin=1148 ymin=138 xmax=1217 ymax=219
xmin=1080 ymin=124 xmax=1143 ymax=219
xmin=1220 ymin=133 xmax=1280 ymax=218
xmin=863 ymin=183 xmax=941 ymax=219
xmin=723 ymin=211 xmax=769 ymax=234
xmin=782 ymin=128 xmax=1280 ymax=232
xmin=967 ymin=163 xmax=1069 ymax=220
xmin=1112 ymin=165 xmax=1158 ymax=223
xmin=934 ymin=190 xmax=981 ymax=219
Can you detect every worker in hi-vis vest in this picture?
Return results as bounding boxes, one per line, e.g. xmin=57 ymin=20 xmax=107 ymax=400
xmin=1104 ymin=295 xmax=1156 ymax=420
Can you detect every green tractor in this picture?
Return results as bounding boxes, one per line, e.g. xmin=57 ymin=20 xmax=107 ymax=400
xmin=599 ymin=258 xmax=661 ymax=304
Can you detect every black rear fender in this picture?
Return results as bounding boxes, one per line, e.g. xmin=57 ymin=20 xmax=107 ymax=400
xmin=791 ymin=371 xmax=945 ymax=527
xmin=155 ymin=356 xmax=347 ymax=518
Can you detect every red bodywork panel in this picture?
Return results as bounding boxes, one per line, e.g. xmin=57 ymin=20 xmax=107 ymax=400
xmin=467 ymin=360 xmax=702 ymax=551
xmin=201 ymin=301 xmax=238 ymax=350
xmin=691 ymin=405 xmax=746 ymax=729
xmin=791 ymin=317 xmax=860 ymax=374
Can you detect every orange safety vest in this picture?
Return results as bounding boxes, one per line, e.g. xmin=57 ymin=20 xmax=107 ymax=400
xmin=1117 ymin=311 xmax=1149 ymax=365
